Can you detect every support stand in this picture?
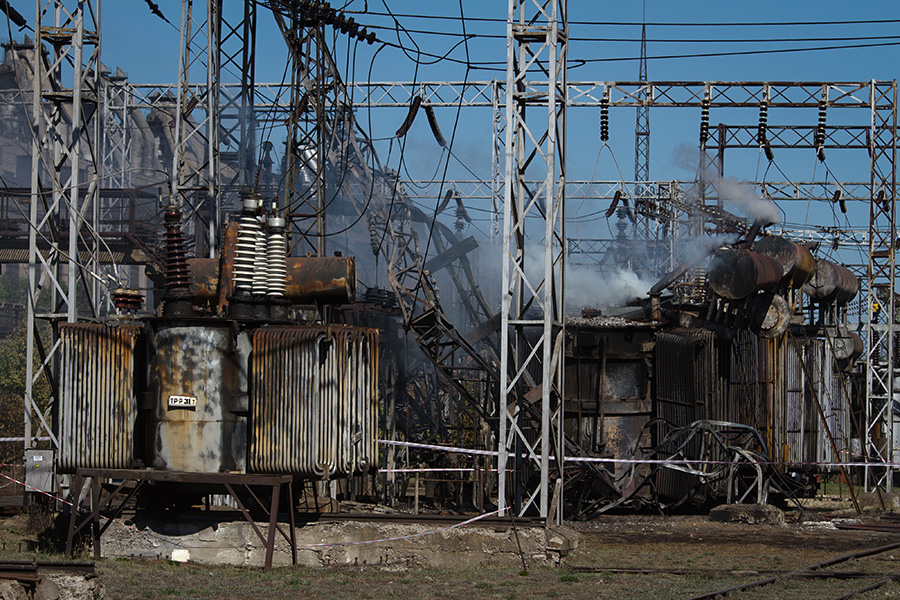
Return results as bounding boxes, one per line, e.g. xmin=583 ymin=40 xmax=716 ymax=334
xmin=65 ymin=469 xmax=297 ymax=570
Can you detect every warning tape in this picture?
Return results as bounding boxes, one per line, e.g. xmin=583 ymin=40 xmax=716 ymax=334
xmin=378 ymin=439 xmax=900 ymax=469
xmin=380 ymin=468 xmax=501 ymax=474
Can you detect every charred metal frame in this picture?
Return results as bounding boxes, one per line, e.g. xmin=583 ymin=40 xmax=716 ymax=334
xmin=499 ymin=0 xmax=567 ymax=521
xmin=25 ymin=0 xmax=103 ymax=452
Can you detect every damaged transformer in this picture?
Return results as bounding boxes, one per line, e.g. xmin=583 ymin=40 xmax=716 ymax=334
xmin=562 ymin=227 xmax=863 ymax=516
xmin=57 ymin=192 xmax=378 ymax=485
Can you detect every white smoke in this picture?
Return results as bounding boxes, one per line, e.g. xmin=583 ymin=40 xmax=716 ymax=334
xmin=718 ymin=177 xmax=782 ymax=225
xmin=566 ymin=266 xmax=656 ymax=312
xmin=673 ymin=142 xmax=782 ymax=225
xmin=677 ymin=233 xmax=740 ymax=266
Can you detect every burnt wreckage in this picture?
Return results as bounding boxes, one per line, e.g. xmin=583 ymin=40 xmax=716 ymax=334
xmin=560 ymin=223 xmax=862 ymax=517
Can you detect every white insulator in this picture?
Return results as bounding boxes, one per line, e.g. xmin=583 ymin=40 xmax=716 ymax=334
xmin=252 ymin=216 xmax=269 ymax=295
xmin=266 ymin=229 xmax=287 ymax=297
xmin=233 ymin=214 xmax=260 ymax=293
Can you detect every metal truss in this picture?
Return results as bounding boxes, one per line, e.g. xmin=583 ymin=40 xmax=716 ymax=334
xmin=272 ymin=10 xmax=359 ymax=257
xmin=634 ymin=23 xmax=650 ymax=186
xmin=864 ymin=82 xmax=898 ymax=491
xmin=172 ymin=0 xmax=219 ymax=257
xmin=119 ymin=79 xmax=894 ymax=112
xmin=499 ymin=0 xmax=567 ymax=521
xmin=216 ymin=1 xmax=257 ymax=200
xmin=100 ymin=72 xmax=132 ymax=192
xmin=25 ymin=0 xmax=103 ymax=450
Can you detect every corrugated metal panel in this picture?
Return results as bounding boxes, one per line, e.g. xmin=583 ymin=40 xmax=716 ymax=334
xmin=655 ymin=331 xmax=707 ymax=502
xmin=59 ymin=322 xmax=140 ymax=473
xmin=250 ymin=326 xmax=378 ymax=478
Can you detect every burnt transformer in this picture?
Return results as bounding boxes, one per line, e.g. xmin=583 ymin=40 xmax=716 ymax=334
xmin=58 ymin=193 xmax=378 ymax=481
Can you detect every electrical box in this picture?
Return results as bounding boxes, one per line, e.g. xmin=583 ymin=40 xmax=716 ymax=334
xmin=24 ymin=449 xmax=55 ymax=494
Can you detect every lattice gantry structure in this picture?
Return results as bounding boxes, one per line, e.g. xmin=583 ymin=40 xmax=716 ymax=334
xmin=25 ymin=0 xmax=103 ymax=450
xmin=170 ymin=1 xmax=256 ymax=258
xmin=499 ymin=0 xmax=568 ymax=522
xmin=864 ymin=83 xmax=897 ymax=492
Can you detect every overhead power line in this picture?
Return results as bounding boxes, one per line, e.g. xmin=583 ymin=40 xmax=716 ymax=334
xmin=345 ymin=11 xmax=900 ymax=28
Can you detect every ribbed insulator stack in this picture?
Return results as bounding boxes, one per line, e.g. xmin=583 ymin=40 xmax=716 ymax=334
xmin=234 ymin=196 xmax=262 ymax=295
xmin=266 ymin=215 xmax=287 ymax=298
xmin=164 ymin=205 xmax=189 ymax=290
xmin=757 ymin=101 xmax=768 ymax=144
xmin=816 ymin=100 xmax=827 ymax=162
xmin=113 ymin=288 xmax=144 ymax=313
xmin=815 ymin=100 xmax=827 ymax=146
xmin=252 ymin=215 xmax=269 ymax=296
xmin=599 ymin=96 xmax=609 ymax=142
xmin=368 ymin=219 xmax=380 ymax=256
xmin=699 ymin=98 xmax=710 ymax=146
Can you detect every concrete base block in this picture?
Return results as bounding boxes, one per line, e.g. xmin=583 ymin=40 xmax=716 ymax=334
xmin=99 ymin=516 xmax=580 ymax=569
xmin=709 ymin=503 xmax=785 ymax=526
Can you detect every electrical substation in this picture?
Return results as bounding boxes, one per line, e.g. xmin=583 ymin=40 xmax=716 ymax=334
xmin=0 ymin=0 xmax=897 ymax=578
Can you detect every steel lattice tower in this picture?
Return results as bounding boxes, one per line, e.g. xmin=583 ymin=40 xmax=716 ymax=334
xmin=499 ymin=0 xmax=568 ymax=522
xmin=25 ymin=0 xmax=103 ymax=451
xmin=634 ymin=20 xmax=649 ymax=185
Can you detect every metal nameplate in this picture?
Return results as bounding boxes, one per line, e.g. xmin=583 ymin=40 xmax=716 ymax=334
xmin=168 ymin=395 xmax=197 ymax=409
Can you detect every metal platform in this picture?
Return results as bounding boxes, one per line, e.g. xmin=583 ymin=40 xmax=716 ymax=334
xmin=65 ymin=469 xmax=297 ymax=570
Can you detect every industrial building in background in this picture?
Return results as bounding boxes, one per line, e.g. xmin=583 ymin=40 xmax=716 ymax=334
xmin=0 ymin=0 xmax=895 ymax=549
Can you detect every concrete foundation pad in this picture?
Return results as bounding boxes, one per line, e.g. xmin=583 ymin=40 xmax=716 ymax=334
xmin=98 ymin=515 xmax=579 ymax=569
xmin=709 ymin=504 xmax=785 ymax=526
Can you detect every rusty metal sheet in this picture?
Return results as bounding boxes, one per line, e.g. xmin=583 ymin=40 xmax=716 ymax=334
xmin=187 ymin=255 xmax=357 ymax=306
xmin=285 ymin=257 xmax=356 ymax=305
xmin=148 ymin=324 xmax=246 ymax=473
xmin=708 ymin=248 xmax=783 ymax=300
xmin=59 ymin=322 xmax=142 ymax=473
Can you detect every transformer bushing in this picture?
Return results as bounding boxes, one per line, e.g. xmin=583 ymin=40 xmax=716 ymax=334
xmin=231 ymin=192 xmax=264 ymax=319
xmin=163 ymin=204 xmax=193 ymax=317
xmin=267 ymin=212 xmax=289 ymax=320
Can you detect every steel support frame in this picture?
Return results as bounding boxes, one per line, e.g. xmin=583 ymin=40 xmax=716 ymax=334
xmin=499 ymin=0 xmax=567 ymax=522
xmin=172 ymin=0 xmax=219 ymax=257
xmin=122 ymin=79 xmax=892 ymax=112
xmin=864 ymin=81 xmax=898 ymax=491
xmin=25 ymin=0 xmax=102 ymax=451
xmin=216 ymin=0 xmax=257 ymax=202
xmin=273 ymin=11 xmax=350 ymax=257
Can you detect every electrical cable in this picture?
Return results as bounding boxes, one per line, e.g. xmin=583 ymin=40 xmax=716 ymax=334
xmin=343 ymin=11 xmax=900 ymax=28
